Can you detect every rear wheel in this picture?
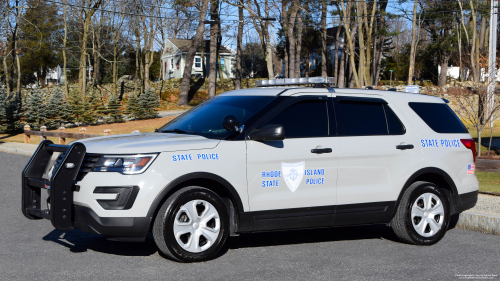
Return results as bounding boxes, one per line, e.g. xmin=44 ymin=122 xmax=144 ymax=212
xmin=153 ymin=187 xmax=229 ymax=262
xmin=391 ymin=181 xmax=450 ymax=245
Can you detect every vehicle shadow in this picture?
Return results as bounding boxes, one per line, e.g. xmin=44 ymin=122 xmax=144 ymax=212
xmin=43 ymin=229 xmax=158 ymax=256
xmin=43 ymin=223 xmax=462 ymax=260
xmin=226 ymin=224 xmax=401 ymax=251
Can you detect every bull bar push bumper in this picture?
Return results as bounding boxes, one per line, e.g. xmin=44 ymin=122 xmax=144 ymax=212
xmin=22 ymin=140 xmax=86 ymax=231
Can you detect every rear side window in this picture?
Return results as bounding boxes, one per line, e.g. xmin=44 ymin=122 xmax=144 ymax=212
xmin=409 ymin=102 xmax=467 ymax=133
xmin=265 ymin=100 xmax=329 ymax=138
xmin=337 ymin=101 xmax=405 ymax=136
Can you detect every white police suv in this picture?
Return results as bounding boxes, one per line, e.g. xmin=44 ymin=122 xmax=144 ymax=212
xmin=22 ymin=77 xmax=478 ymax=262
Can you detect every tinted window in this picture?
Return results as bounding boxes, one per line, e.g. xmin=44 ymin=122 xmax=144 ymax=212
xmin=339 ymin=102 xmax=388 ymax=136
xmin=384 ymin=105 xmax=405 ymax=135
xmin=266 ymin=100 xmax=329 ymax=138
xmin=409 ymin=102 xmax=467 ymax=133
xmin=159 ymin=95 xmax=274 ymax=139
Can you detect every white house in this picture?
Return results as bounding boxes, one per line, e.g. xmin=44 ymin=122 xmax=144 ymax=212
xmin=161 ymin=39 xmax=235 ymax=80
xmin=438 ymin=65 xmax=500 ymax=82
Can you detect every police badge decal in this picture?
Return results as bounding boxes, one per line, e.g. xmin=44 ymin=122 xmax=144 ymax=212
xmin=281 ymin=162 xmax=305 ymax=192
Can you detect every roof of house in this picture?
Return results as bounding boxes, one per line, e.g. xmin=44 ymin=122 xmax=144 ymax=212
xmin=168 ymin=39 xmax=233 ymax=54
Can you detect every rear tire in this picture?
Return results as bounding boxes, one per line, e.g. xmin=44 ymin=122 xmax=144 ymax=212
xmin=391 ymin=181 xmax=450 ymax=245
xmin=153 ymin=186 xmax=229 ymax=262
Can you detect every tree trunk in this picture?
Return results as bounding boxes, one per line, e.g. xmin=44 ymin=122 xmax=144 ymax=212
xmin=438 ymin=56 xmax=449 ymax=87
xmin=208 ymin=0 xmax=219 ymax=98
xmin=286 ymin=0 xmax=299 ymax=78
xmin=263 ymin=0 xmax=274 ymax=78
xmin=78 ymin=0 xmax=102 ymax=95
xmin=177 ymin=0 xmax=210 ymax=106
xmin=321 ymin=1 xmax=327 ymax=77
xmin=282 ymin=0 xmax=289 ymax=78
xmin=295 ymin=10 xmax=302 ymax=78
xmin=407 ymin=0 xmax=418 ymax=85
xmin=340 ymin=0 xmax=360 ymax=87
xmin=235 ymin=4 xmax=243 ymax=90
xmin=63 ymin=0 xmax=68 ymax=97
xmin=338 ymin=30 xmax=346 ymax=87
xmin=479 ymin=16 xmax=486 ymax=51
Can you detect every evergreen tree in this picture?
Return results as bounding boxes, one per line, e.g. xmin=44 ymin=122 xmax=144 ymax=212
xmin=69 ymin=92 xmax=86 ymax=125
xmin=24 ymin=89 xmax=49 ymax=129
xmin=107 ymin=95 xmax=124 ymax=123
xmin=126 ymin=93 xmax=144 ymax=120
xmin=0 ymin=90 xmax=21 ymax=133
xmin=46 ymin=88 xmax=73 ymax=128
xmin=140 ymin=88 xmax=160 ymax=119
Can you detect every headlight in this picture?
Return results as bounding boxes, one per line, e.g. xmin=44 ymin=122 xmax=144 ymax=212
xmin=93 ymin=154 xmax=158 ymax=174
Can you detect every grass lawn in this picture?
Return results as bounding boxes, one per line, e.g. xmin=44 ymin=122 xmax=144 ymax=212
xmin=0 ymin=116 xmax=176 ymax=145
xmin=476 ymin=171 xmax=500 ymax=194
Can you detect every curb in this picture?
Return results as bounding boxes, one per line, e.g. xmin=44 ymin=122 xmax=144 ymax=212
xmin=0 ymin=147 xmax=57 ymax=160
xmin=0 ymin=147 xmax=36 ymax=157
xmin=456 ymin=212 xmax=500 ymax=236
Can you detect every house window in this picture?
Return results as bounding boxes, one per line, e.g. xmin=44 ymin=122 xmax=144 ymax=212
xmin=194 ymin=57 xmax=202 ymax=69
xmin=220 ymin=58 xmax=225 ymax=70
xmin=170 ymin=58 xmax=174 ymax=70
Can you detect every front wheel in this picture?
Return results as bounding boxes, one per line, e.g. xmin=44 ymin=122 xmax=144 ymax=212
xmin=153 ymin=187 xmax=229 ymax=262
xmin=391 ymin=181 xmax=450 ymax=245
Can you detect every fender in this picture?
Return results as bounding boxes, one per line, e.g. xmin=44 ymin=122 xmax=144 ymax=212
xmin=146 ymin=172 xmax=245 ymax=218
xmin=391 ymin=167 xmax=460 ymax=218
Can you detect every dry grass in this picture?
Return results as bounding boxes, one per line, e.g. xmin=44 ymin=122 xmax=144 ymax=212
xmin=0 ymin=116 xmax=176 ymax=145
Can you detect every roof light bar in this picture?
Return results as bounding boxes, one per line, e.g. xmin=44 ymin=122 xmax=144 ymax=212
xmin=255 ymin=77 xmax=335 ymax=87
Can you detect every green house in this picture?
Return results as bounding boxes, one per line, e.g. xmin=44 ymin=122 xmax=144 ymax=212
xmin=161 ymin=39 xmax=235 ymax=80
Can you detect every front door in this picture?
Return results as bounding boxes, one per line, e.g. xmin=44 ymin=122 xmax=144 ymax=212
xmin=245 ymin=94 xmax=339 ymax=231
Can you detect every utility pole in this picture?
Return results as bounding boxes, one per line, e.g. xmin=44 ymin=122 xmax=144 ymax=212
xmin=487 ymin=0 xmax=498 ymax=127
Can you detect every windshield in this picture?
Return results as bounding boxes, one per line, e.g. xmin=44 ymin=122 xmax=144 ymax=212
xmin=159 ymin=95 xmax=275 ymax=139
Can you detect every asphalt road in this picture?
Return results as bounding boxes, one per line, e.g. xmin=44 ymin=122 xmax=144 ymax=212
xmin=1 ymin=152 xmax=499 ymax=281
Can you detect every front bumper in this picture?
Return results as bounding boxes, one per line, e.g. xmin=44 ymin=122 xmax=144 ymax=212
xmin=22 ymin=141 xmax=152 ymax=239
xmin=74 ymin=205 xmax=151 ymax=240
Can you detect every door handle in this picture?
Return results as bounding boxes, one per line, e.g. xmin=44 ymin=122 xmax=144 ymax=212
xmin=396 ymin=144 xmax=414 ymax=150
xmin=311 ymin=148 xmax=332 ymax=154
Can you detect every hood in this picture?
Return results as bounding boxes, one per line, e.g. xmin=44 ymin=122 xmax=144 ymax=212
xmin=76 ymin=132 xmax=220 ymax=154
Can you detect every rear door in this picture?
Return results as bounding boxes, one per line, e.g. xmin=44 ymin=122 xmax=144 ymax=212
xmin=333 ymin=95 xmax=423 ymax=225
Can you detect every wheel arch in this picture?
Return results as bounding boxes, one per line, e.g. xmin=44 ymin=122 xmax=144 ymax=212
xmin=147 ymin=172 xmax=244 ymax=233
xmin=392 ymin=167 xmax=460 ymax=218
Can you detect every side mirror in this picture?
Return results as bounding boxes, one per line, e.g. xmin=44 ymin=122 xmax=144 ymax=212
xmin=222 ymin=115 xmax=240 ymax=131
xmin=248 ymin=124 xmax=285 ymax=141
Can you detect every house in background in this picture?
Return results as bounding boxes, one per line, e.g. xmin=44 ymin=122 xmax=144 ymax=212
xmin=161 ymin=39 xmax=235 ymax=80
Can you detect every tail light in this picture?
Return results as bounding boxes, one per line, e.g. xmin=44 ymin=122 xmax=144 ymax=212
xmin=460 ymin=139 xmax=476 ymax=162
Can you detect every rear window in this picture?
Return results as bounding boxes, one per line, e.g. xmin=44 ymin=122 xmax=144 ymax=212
xmin=409 ymin=102 xmax=467 ymax=133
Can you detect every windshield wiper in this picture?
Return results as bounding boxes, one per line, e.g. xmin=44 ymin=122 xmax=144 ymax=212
xmin=161 ymin=129 xmax=197 ymax=135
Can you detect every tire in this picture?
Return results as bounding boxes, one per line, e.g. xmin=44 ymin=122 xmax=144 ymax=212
xmin=391 ymin=181 xmax=450 ymax=245
xmin=153 ymin=186 xmax=229 ymax=262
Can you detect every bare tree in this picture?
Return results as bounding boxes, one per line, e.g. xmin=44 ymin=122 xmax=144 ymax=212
xmin=235 ymin=1 xmax=243 ymax=89
xmin=450 ymin=86 xmax=500 ymax=156
xmin=208 ymin=0 xmax=220 ymax=98
xmin=320 ymin=0 xmax=327 ymax=77
xmin=178 ymin=0 xmax=210 ymax=106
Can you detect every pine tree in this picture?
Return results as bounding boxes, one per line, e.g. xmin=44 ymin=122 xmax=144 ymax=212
xmin=126 ymin=93 xmax=144 ymax=120
xmin=107 ymin=95 xmax=124 ymax=123
xmin=24 ymin=89 xmax=49 ymax=129
xmin=69 ymin=92 xmax=86 ymax=125
xmin=46 ymin=88 xmax=73 ymax=128
xmin=140 ymin=88 xmax=160 ymax=119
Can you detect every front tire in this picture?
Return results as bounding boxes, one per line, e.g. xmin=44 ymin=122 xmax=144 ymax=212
xmin=391 ymin=181 xmax=450 ymax=245
xmin=153 ymin=186 xmax=229 ymax=262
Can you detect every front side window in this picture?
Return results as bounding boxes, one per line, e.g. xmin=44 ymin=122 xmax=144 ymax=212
xmin=338 ymin=101 xmax=405 ymax=136
xmin=265 ymin=100 xmax=329 ymax=138
xmin=409 ymin=102 xmax=467 ymax=133
xmin=159 ymin=96 xmax=274 ymax=139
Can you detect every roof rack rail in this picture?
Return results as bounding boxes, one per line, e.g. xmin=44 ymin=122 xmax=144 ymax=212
xmin=255 ymin=77 xmax=336 ymax=88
